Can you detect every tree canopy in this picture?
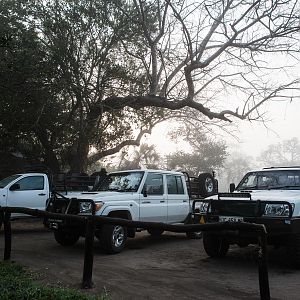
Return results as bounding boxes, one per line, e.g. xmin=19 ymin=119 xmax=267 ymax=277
xmin=166 ymin=124 xmax=227 ymax=175
xmin=259 ymin=138 xmax=300 ymax=167
xmin=0 ymin=0 xmax=299 ymax=172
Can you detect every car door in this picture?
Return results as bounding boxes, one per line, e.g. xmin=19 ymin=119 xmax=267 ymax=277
xmin=166 ymin=174 xmax=190 ymax=223
xmin=139 ymin=172 xmax=167 ymax=222
xmin=6 ymin=175 xmax=48 ymax=212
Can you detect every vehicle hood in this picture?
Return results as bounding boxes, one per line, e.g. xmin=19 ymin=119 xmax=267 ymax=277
xmin=63 ymin=191 xmax=136 ymax=202
xmin=208 ymin=190 xmax=300 ymax=202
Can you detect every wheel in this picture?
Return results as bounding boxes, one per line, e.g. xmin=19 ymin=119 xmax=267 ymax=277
xmin=186 ymin=231 xmax=203 ymax=239
xmin=54 ymin=230 xmax=79 ymax=246
xmin=198 ymin=173 xmax=217 ymax=197
xmin=100 ymin=224 xmax=127 ymax=254
xmin=287 ymin=233 xmax=300 ymax=268
xmin=203 ymin=232 xmax=229 ymax=258
xmin=147 ymin=228 xmax=164 ymax=237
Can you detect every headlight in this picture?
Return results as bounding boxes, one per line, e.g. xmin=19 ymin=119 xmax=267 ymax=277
xmin=198 ymin=202 xmax=210 ymax=215
xmin=263 ymin=203 xmax=294 ymax=217
xmin=95 ymin=201 xmax=104 ymax=212
xmin=79 ymin=201 xmax=93 ymax=214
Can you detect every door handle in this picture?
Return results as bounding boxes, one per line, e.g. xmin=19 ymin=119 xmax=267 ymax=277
xmin=183 ymin=200 xmax=187 ymax=202
xmin=142 ymin=201 xmax=151 ymax=204
xmin=160 ymin=200 xmax=165 ymax=203
xmin=38 ymin=193 xmax=46 ymax=196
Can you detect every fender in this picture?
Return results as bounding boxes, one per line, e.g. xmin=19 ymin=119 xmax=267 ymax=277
xmin=99 ymin=204 xmax=138 ymax=221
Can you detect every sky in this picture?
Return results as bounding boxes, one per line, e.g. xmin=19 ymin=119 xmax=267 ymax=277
xmin=146 ymin=98 xmax=300 ymax=158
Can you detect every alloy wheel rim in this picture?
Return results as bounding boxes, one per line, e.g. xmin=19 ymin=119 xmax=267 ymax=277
xmin=112 ymin=225 xmax=125 ymax=247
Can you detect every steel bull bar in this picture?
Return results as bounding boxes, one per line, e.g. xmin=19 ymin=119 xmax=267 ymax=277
xmin=0 ymin=206 xmax=270 ymax=300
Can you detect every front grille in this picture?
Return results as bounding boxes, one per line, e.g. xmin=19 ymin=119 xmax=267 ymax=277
xmin=211 ymin=200 xmax=264 ymax=217
xmin=47 ymin=198 xmax=79 ymax=215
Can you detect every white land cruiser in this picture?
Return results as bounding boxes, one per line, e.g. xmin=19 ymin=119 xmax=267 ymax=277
xmin=44 ymin=169 xmax=217 ymax=254
xmin=197 ymin=167 xmax=300 ymax=266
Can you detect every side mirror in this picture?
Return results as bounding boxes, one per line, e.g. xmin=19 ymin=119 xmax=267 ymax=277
xmin=229 ymin=183 xmax=235 ymax=193
xmin=142 ymin=185 xmax=148 ymax=197
xmin=10 ymin=183 xmax=20 ymax=191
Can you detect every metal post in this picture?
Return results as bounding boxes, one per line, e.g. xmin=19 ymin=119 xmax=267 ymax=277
xmin=82 ymin=217 xmax=95 ymax=289
xmin=4 ymin=211 xmax=12 ymax=261
xmin=257 ymin=232 xmax=270 ymax=300
xmin=0 ymin=210 xmax=3 ymax=231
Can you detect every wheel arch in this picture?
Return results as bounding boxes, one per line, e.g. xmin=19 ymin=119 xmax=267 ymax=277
xmin=106 ymin=209 xmax=135 ymax=238
xmin=107 ymin=209 xmax=132 ymax=220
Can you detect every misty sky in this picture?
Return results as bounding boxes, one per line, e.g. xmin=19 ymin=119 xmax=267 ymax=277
xmin=148 ymin=99 xmax=300 ymax=159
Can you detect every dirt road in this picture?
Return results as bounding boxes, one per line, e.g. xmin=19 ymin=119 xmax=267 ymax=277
xmin=0 ymin=219 xmax=299 ymax=300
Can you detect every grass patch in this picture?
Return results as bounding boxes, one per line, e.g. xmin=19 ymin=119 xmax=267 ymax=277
xmin=0 ymin=262 xmax=109 ymax=300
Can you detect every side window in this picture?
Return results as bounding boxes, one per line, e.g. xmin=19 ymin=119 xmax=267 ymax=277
xmin=144 ymin=173 xmax=163 ymax=195
xmin=15 ymin=176 xmax=45 ymax=190
xmin=176 ymin=176 xmax=184 ymax=194
xmin=167 ymin=175 xmax=184 ymax=194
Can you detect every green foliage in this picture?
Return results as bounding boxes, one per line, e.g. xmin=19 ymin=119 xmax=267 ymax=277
xmin=0 ymin=262 xmax=109 ymax=300
xmin=0 ymin=0 xmax=165 ymax=172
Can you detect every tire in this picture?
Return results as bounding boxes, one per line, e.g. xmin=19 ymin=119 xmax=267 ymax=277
xmin=54 ymin=230 xmax=79 ymax=246
xmin=100 ymin=224 xmax=127 ymax=254
xmin=203 ymin=232 xmax=229 ymax=258
xmin=147 ymin=228 xmax=164 ymax=237
xmin=186 ymin=231 xmax=203 ymax=239
xmin=198 ymin=173 xmax=217 ymax=197
xmin=287 ymin=233 xmax=300 ymax=268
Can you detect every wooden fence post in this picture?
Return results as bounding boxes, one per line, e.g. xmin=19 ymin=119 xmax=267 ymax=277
xmin=257 ymin=231 xmax=270 ymax=300
xmin=4 ymin=211 xmax=12 ymax=261
xmin=81 ymin=217 xmax=95 ymax=289
xmin=0 ymin=210 xmax=3 ymax=231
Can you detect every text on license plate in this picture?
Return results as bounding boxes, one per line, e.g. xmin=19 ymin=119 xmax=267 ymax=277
xmin=219 ymin=216 xmax=244 ymax=222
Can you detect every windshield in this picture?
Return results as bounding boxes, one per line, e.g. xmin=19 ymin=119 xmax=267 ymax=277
xmin=95 ymin=171 xmax=144 ymax=192
xmin=236 ymin=170 xmax=300 ymax=190
xmin=0 ymin=175 xmax=21 ymax=188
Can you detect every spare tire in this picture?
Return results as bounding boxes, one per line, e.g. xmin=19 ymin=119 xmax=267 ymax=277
xmin=198 ymin=173 xmax=217 ymax=197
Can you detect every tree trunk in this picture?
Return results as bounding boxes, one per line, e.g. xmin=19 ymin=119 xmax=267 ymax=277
xmin=44 ymin=148 xmax=60 ymax=173
xmin=35 ymin=128 xmax=60 ymax=173
xmin=68 ymin=137 xmax=90 ymax=173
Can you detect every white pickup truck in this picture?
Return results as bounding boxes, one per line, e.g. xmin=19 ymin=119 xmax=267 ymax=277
xmin=0 ymin=173 xmax=51 ymax=218
xmin=197 ymin=167 xmax=300 ymax=267
xmin=43 ymin=169 xmax=217 ymax=254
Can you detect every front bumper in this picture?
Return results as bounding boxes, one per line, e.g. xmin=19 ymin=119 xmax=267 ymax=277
xmin=193 ymin=197 xmax=299 ymax=245
xmin=44 ymin=196 xmax=95 ymax=234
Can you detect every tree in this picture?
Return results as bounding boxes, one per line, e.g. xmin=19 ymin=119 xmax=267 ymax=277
xmin=259 ymin=138 xmax=300 ymax=167
xmin=1 ymin=0 xmax=299 ymax=172
xmin=219 ymin=153 xmax=253 ymax=191
xmin=166 ymin=124 xmax=227 ymax=175
xmin=0 ymin=4 xmax=64 ymax=171
xmin=115 ymin=143 xmax=161 ymax=170
xmin=1 ymin=0 xmax=166 ymax=172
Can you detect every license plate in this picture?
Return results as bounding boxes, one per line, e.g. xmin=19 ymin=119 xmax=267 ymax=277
xmin=219 ymin=216 xmax=243 ymax=222
xmin=48 ymin=218 xmax=63 ymax=223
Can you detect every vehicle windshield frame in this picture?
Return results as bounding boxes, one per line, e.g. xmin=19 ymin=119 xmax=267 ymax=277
xmin=94 ymin=171 xmax=144 ymax=192
xmin=236 ymin=170 xmax=300 ymax=191
xmin=0 ymin=175 xmax=22 ymax=188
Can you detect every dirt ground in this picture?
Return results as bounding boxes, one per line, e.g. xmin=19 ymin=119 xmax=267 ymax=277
xmin=1 ymin=219 xmax=300 ymax=300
